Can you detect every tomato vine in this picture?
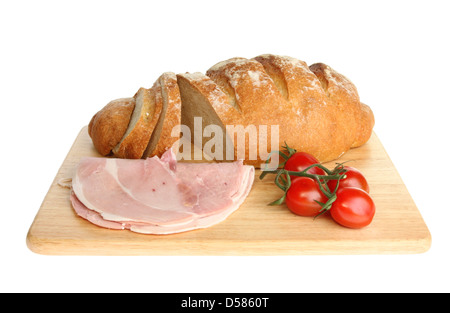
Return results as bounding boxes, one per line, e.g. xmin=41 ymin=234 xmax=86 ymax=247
xmin=260 ymin=143 xmax=350 ymax=215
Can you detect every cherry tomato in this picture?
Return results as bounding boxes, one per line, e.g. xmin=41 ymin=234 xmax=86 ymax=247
xmin=284 ymin=152 xmax=326 ymax=180
xmin=327 ymin=166 xmax=369 ymax=194
xmin=286 ymin=177 xmax=327 ymax=217
xmin=330 ymin=187 xmax=376 ymax=229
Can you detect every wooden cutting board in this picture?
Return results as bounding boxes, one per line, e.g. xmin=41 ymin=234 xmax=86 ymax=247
xmin=26 ymin=127 xmax=431 ymax=255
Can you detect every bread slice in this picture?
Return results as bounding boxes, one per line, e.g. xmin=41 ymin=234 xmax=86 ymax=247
xmin=176 ymin=72 xmax=236 ymax=161
xmin=142 ymin=72 xmax=182 ymax=158
xmin=112 ymin=87 xmax=162 ymax=159
xmin=141 ymin=79 xmax=164 ymax=158
xmin=88 ymin=97 xmax=135 ymax=156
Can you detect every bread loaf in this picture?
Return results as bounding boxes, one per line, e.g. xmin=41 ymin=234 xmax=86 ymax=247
xmin=88 ymin=54 xmax=374 ymax=166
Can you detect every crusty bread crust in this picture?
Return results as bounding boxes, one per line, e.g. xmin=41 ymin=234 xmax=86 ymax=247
xmin=88 ymin=54 xmax=374 ymax=165
xmin=254 ymin=55 xmax=342 ymax=162
xmin=353 ymin=102 xmax=375 ymax=148
xmin=88 ymin=98 xmax=135 ymax=156
xmin=206 ymin=57 xmax=295 ymax=165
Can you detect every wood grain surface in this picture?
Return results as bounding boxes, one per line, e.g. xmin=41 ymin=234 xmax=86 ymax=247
xmin=26 ymin=127 xmax=431 ymax=255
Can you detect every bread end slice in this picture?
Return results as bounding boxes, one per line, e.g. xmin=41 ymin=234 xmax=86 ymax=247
xmin=88 ymin=97 xmax=135 ymax=156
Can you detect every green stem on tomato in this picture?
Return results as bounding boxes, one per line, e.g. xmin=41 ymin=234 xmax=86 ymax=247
xmin=260 ymin=143 xmax=351 ymax=214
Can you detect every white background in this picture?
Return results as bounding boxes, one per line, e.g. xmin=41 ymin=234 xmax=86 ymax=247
xmin=1 ymin=0 xmax=449 ymax=293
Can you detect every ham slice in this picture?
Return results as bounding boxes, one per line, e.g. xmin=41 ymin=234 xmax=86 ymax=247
xmin=70 ymin=150 xmax=254 ymax=234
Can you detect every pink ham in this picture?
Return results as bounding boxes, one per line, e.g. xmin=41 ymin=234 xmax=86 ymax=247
xmin=70 ymin=150 xmax=254 ymax=234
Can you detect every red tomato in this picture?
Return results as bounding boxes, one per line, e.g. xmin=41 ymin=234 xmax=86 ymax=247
xmin=284 ymin=152 xmax=326 ymax=179
xmin=330 ymin=187 xmax=376 ymax=229
xmin=327 ymin=166 xmax=369 ymax=194
xmin=286 ymin=177 xmax=327 ymax=217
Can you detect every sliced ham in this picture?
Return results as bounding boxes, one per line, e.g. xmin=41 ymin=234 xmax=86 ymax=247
xmin=70 ymin=149 xmax=254 ymax=234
